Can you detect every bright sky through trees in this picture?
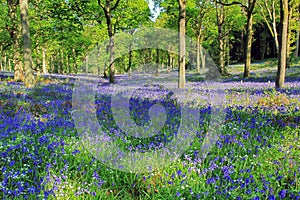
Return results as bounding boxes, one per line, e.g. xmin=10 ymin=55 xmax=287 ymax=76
xmin=148 ymin=0 xmax=160 ymax=21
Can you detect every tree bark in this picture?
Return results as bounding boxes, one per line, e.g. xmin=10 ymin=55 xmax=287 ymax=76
xmin=241 ymin=28 xmax=245 ymax=60
xmin=178 ymin=0 xmax=186 ymax=88
xmin=42 ymin=48 xmax=47 ymax=74
xmin=4 ymin=53 xmax=7 ymax=71
xmin=272 ymin=8 xmax=279 ymax=54
xmin=295 ymin=28 xmax=300 ymax=57
xmin=85 ymin=55 xmax=88 ymax=75
xmin=67 ymin=55 xmax=70 ymax=74
xmin=156 ymin=49 xmax=159 ymax=75
xmin=286 ymin=4 xmax=292 ymax=69
xmin=216 ymin=2 xmax=226 ymax=75
xmin=276 ymin=0 xmax=289 ymax=89
xmin=259 ymin=0 xmax=279 ymax=54
xmin=98 ymin=0 xmax=121 ymax=83
xmin=72 ymin=48 xmax=77 ymax=74
xmin=97 ymin=45 xmax=101 ymax=76
xmin=20 ymin=0 xmax=34 ymax=87
xmin=296 ymin=3 xmax=300 ymax=57
xmin=196 ymin=34 xmax=201 ymax=73
xmin=61 ymin=49 xmax=64 ymax=74
xmin=200 ymin=44 xmax=206 ymax=70
xmin=244 ymin=14 xmax=253 ymax=78
xmin=8 ymin=0 xmax=24 ymax=82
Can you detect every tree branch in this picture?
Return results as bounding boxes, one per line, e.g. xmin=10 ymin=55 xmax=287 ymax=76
xmin=216 ymin=1 xmax=247 ymax=10
xmin=111 ymin=0 xmax=121 ymax=11
xmin=248 ymin=0 xmax=257 ymax=13
xmin=97 ymin=0 xmax=105 ymax=9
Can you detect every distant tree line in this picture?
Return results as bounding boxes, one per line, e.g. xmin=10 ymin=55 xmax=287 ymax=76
xmin=0 ymin=0 xmax=299 ymax=88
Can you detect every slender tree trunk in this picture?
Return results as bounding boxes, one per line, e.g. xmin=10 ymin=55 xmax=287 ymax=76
xmin=200 ymin=44 xmax=206 ymax=70
xmin=241 ymin=28 xmax=245 ymax=60
xmin=273 ymin=13 xmax=279 ymax=54
xmin=156 ymin=49 xmax=159 ymax=75
xmin=72 ymin=48 xmax=77 ymax=74
xmin=219 ymin=37 xmax=225 ymax=74
xmin=42 ymin=48 xmax=47 ymax=74
xmin=244 ymin=14 xmax=253 ymax=78
xmin=98 ymin=0 xmax=120 ymax=83
xmin=171 ymin=56 xmax=174 ymax=69
xmin=20 ymin=0 xmax=34 ymax=87
xmin=104 ymin=62 xmax=108 ymax=78
xmin=227 ymin=34 xmax=230 ymax=67
xmin=0 ymin=55 xmax=2 ymax=71
xmin=67 ymin=55 xmax=71 ymax=74
xmin=167 ymin=49 xmax=171 ymax=73
xmin=49 ymin=55 xmax=52 ymax=73
xmin=178 ymin=0 xmax=186 ymax=88
xmin=296 ymin=4 xmax=300 ymax=57
xmin=294 ymin=23 xmax=300 ymax=58
xmin=3 ymin=53 xmax=7 ymax=71
xmin=216 ymin=3 xmax=226 ymax=75
xmin=286 ymin=4 xmax=292 ymax=69
xmin=108 ymin=35 xmax=115 ymax=82
xmin=295 ymin=28 xmax=300 ymax=57
xmin=9 ymin=58 xmax=12 ymax=71
xmin=97 ymin=45 xmax=101 ymax=76
xmin=276 ymin=0 xmax=289 ymax=89
xmin=128 ymin=44 xmax=132 ymax=76
xmin=196 ymin=34 xmax=201 ymax=73
xmin=85 ymin=55 xmax=88 ymax=75
xmin=61 ymin=49 xmax=64 ymax=74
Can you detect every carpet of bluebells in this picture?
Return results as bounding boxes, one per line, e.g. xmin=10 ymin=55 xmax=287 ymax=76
xmin=0 ymin=69 xmax=300 ymax=200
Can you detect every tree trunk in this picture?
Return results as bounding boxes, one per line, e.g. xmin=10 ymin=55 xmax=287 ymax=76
xmin=178 ymin=0 xmax=186 ymax=88
xmin=295 ymin=3 xmax=300 ymax=57
xmin=97 ymin=45 xmax=101 ymax=76
xmin=72 ymin=48 xmax=77 ymax=74
xmin=167 ymin=49 xmax=171 ymax=73
xmin=244 ymin=14 xmax=253 ymax=78
xmin=216 ymin=4 xmax=226 ymax=75
xmin=276 ymin=0 xmax=289 ymax=89
xmin=200 ymin=44 xmax=206 ymax=70
xmin=3 ymin=53 xmax=7 ymax=71
xmin=196 ymin=34 xmax=201 ymax=73
xmin=67 ymin=55 xmax=71 ymax=74
xmin=286 ymin=4 xmax=292 ymax=69
xmin=85 ymin=55 xmax=88 ymax=75
xmin=273 ymin=12 xmax=279 ymax=54
xmin=8 ymin=0 xmax=24 ymax=82
xmin=156 ymin=49 xmax=159 ymax=75
xmin=20 ymin=0 xmax=34 ymax=87
xmin=241 ymin=28 xmax=245 ymax=60
xmin=42 ymin=48 xmax=47 ymax=74
xmin=219 ymin=37 xmax=225 ymax=74
xmin=128 ymin=44 xmax=132 ymax=76
xmin=108 ymin=35 xmax=115 ymax=83
xmin=61 ymin=49 xmax=64 ymax=74
xmin=104 ymin=62 xmax=108 ymax=78
xmin=9 ymin=58 xmax=12 ymax=71
xmin=98 ymin=0 xmax=120 ymax=83
xmin=295 ymin=28 xmax=300 ymax=57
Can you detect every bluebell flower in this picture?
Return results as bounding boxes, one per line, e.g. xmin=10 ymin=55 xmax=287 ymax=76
xmin=278 ymin=189 xmax=287 ymax=199
xmin=268 ymin=195 xmax=275 ymax=200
